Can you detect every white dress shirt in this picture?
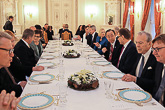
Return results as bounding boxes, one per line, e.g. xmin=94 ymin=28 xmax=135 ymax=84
xmin=118 ymin=40 xmax=131 ymax=62
xmin=135 ymin=48 xmax=152 ymax=77
xmin=83 ymin=33 xmax=88 ymax=46
xmin=22 ymin=39 xmax=30 ymax=48
xmin=92 ymin=32 xmax=96 ymax=41
xmin=162 ymin=64 xmax=165 ymax=78
xmin=111 ymin=38 xmax=116 ymax=49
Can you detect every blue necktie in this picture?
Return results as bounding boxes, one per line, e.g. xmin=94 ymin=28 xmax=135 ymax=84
xmin=138 ymin=55 xmax=144 ymax=77
xmin=155 ymin=69 xmax=165 ymax=101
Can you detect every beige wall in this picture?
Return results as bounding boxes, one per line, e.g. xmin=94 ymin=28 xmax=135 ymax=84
xmin=18 ymin=0 xmax=46 ymax=31
xmin=0 ymin=0 xmax=165 ymax=37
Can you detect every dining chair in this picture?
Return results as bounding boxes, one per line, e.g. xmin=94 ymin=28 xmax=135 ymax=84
xmin=61 ymin=31 xmax=71 ymax=40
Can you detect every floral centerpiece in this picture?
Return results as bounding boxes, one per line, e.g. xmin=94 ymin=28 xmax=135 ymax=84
xmin=63 ymin=49 xmax=80 ymax=58
xmin=68 ymin=69 xmax=99 ymax=90
xmin=62 ymin=40 xmax=74 ymax=46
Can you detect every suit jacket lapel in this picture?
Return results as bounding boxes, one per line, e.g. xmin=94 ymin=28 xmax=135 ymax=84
xmin=141 ymin=52 xmax=152 ymax=77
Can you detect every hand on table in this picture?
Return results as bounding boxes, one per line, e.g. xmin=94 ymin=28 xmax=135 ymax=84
xmin=33 ymin=66 xmax=44 ymax=71
xmin=102 ymin=47 xmax=107 ymax=53
xmin=73 ymin=35 xmax=81 ymax=40
xmin=19 ymin=81 xmax=27 ymax=89
xmin=122 ymin=74 xmax=136 ymax=82
xmin=94 ymin=42 xmax=100 ymax=47
xmin=0 ymin=90 xmax=21 ymax=110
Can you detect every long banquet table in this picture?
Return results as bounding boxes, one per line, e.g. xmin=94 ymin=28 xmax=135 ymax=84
xmin=19 ymin=40 xmax=165 ymax=110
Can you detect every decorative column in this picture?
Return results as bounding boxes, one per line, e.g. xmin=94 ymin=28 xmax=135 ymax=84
xmin=15 ymin=0 xmax=19 ymax=24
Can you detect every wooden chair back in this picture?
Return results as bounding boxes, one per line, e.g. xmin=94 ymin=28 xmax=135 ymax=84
xmin=61 ymin=31 xmax=71 ymax=40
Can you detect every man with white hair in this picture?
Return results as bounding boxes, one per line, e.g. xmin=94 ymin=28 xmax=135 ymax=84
xmin=86 ymin=25 xmax=98 ymax=48
xmin=122 ymin=31 xmax=158 ymax=94
xmin=0 ymin=31 xmax=26 ymax=97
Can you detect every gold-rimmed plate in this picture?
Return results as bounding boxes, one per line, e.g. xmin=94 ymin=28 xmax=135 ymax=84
xmin=29 ymin=74 xmax=55 ymax=83
xmin=93 ymin=61 xmax=111 ymax=66
xmin=118 ymin=89 xmax=152 ymax=103
xmin=18 ymin=93 xmax=54 ymax=109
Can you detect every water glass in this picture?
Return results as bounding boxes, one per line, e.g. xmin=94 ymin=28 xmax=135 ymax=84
xmin=59 ymin=66 xmax=65 ymax=80
xmin=92 ymin=65 xmax=99 ymax=77
xmin=59 ymin=58 xmax=64 ymax=66
xmin=86 ymin=56 xmax=90 ymax=65
xmin=104 ymin=81 xmax=113 ymax=99
xmin=80 ymin=50 xmax=84 ymax=57
xmin=58 ymin=51 xmax=63 ymax=58
xmin=59 ymin=83 xmax=68 ymax=105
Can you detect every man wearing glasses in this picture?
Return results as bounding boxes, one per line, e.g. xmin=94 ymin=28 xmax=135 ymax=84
xmin=122 ymin=31 xmax=158 ymax=95
xmin=102 ymin=29 xmax=122 ymax=66
xmin=116 ymin=28 xmax=138 ymax=73
xmin=0 ymin=31 xmax=26 ymax=97
xmin=152 ymin=34 xmax=165 ymax=106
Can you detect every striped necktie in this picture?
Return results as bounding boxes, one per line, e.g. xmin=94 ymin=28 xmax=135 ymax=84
xmin=138 ymin=55 xmax=144 ymax=77
xmin=108 ymin=44 xmax=114 ymax=62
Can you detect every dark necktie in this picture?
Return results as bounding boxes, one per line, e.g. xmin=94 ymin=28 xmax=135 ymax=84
xmin=4 ymin=67 xmax=17 ymax=85
xmin=108 ymin=44 xmax=114 ymax=62
xmin=117 ymin=46 xmax=124 ymax=68
xmin=138 ymin=55 xmax=144 ymax=77
xmin=155 ymin=69 xmax=165 ymax=101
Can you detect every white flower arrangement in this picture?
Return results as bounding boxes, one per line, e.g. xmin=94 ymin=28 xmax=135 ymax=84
xmin=69 ymin=69 xmax=96 ymax=85
xmin=63 ymin=49 xmax=78 ymax=56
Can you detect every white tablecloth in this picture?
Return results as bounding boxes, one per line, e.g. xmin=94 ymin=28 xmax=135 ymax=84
xmin=19 ymin=40 xmax=165 ymax=110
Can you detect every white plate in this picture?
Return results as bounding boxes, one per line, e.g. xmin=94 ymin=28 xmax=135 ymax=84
xmin=41 ymin=55 xmax=55 ymax=59
xmin=118 ymin=89 xmax=152 ymax=103
xmin=29 ymin=74 xmax=55 ymax=83
xmin=103 ymin=71 xmax=124 ymax=79
xmin=94 ymin=61 xmax=111 ymax=66
xmin=37 ymin=62 xmax=55 ymax=67
xmin=18 ymin=94 xmax=54 ymax=109
xmin=88 ymin=54 xmax=101 ymax=58
xmin=84 ymin=49 xmax=93 ymax=52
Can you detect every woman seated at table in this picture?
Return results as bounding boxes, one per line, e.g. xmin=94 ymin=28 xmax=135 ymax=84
xmin=94 ymin=28 xmax=108 ymax=55
xmin=74 ymin=25 xmax=85 ymax=41
xmin=46 ymin=26 xmax=54 ymax=40
xmin=30 ymin=29 xmax=43 ymax=62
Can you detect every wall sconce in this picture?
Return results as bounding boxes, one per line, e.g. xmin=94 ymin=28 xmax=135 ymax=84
xmin=129 ymin=5 xmax=140 ymax=18
xmin=156 ymin=0 xmax=165 ymax=13
xmin=85 ymin=5 xmax=98 ymax=19
xmin=24 ymin=6 xmax=38 ymax=18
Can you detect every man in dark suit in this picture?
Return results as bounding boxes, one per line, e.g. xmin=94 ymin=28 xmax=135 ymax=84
xmin=59 ymin=24 xmax=65 ymax=35
xmin=117 ymin=28 xmax=138 ymax=73
xmin=14 ymin=29 xmax=37 ymax=67
xmin=60 ymin=24 xmax=73 ymax=39
xmin=122 ymin=31 xmax=158 ymax=95
xmin=152 ymin=34 xmax=165 ymax=105
xmin=0 ymin=32 xmax=26 ymax=97
xmin=86 ymin=25 xmax=98 ymax=48
xmin=3 ymin=16 xmax=14 ymax=33
xmin=102 ymin=29 xmax=122 ymax=66
xmin=4 ymin=30 xmax=44 ymax=81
